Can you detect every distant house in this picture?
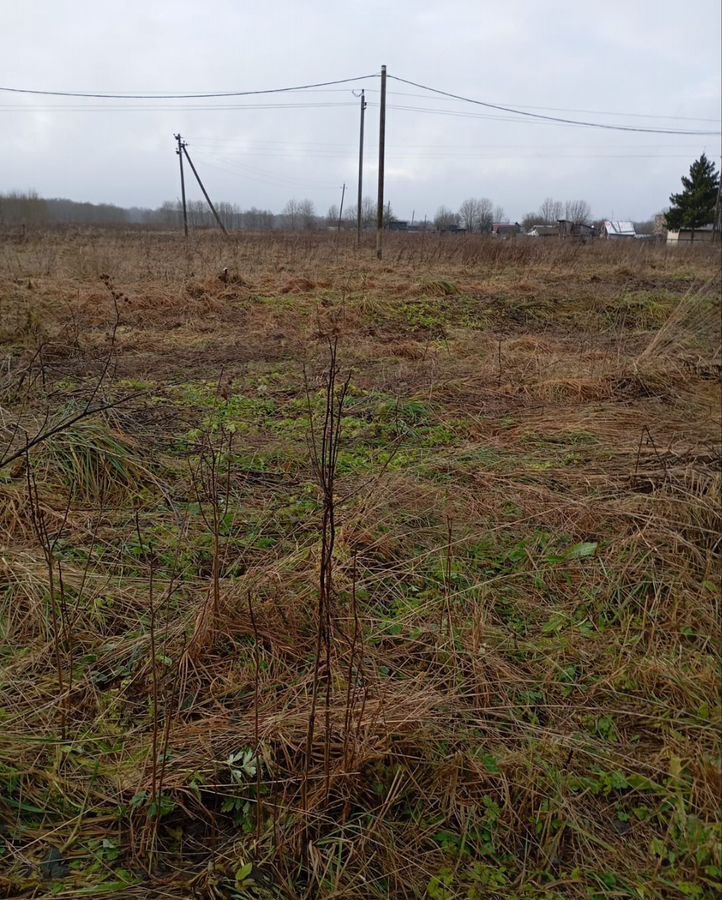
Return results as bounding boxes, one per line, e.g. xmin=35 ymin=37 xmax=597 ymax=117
xmin=666 ymin=223 xmax=717 ymax=243
xmin=527 ymin=223 xmax=558 ymax=237
xmin=406 ymin=221 xmax=434 ymax=233
xmin=491 ymin=222 xmax=521 ymax=238
xmin=558 ymin=219 xmax=597 ymax=241
xmin=387 ymin=219 xmax=408 ymax=231
xmin=435 ymin=222 xmax=467 ymax=234
xmin=600 ymin=220 xmax=636 ymax=239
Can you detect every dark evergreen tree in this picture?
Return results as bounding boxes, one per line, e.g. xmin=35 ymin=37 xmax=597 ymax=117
xmin=665 ymin=153 xmax=720 ymax=234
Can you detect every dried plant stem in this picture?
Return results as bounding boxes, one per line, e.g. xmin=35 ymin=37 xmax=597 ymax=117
xmin=25 ymin=454 xmax=71 ymax=738
xmin=248 ymin=592 xmax=262 ymax=839
xmin=303 ymin=340 xmax=351 ymax=809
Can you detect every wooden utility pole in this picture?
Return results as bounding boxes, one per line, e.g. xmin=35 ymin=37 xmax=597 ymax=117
xmin=337 ymin=182 xmax=346 ymax=233
xmin=181 ymin=143 xmax=228 ymax=235
xmin=376 ymin=64 xmax=387 ymax=259
xmin=174 ymin=133 xmax=188 ymax=237
xmin=356 ymin=89 xmax=366 ymax=246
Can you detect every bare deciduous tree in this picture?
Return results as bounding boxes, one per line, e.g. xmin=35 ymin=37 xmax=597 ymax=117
xmin=283 ymin=199 xmax=300 ymax=229
xmin=540 ymin=197 xmax=563 ymax=224
xmin=478 ymin=198 xmax=494 ymax=232
xmin=362 ymin=196 xmax=376 ymax=227
xmin=458 ymin=198 xmax=481 ymax=232
xmin=434 ymin=206 xmax=460 ymax=231
xmin=344 ymin=195 xmax=376 ymax=229
xmin=564 ymin=199 xmax=591 ymax=224
xmin=298 ymin=199 xmax=316 ymax=230
xmin=457 ymin=198 xmax=496 ymax=232
xmin=282 ymin=198 xmax=316 ymax=230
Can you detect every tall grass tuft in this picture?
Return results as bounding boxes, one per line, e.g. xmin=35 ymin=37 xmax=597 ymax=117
xmin=34 ymin=409 xmax=152 ymax=500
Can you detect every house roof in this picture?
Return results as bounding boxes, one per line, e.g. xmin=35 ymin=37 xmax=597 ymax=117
xmin=604 ymin=220 xmax=635 ymax=235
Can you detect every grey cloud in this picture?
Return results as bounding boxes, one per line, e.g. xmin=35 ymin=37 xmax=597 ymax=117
xmin=1 ymin=0 xmax=720 ymax=220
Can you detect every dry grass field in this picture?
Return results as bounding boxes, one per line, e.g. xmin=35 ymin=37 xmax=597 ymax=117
xmin=0 ymin=229 xmax=720 ymax=898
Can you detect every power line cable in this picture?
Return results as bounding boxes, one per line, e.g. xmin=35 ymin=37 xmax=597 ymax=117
xmin=388 ymin=74 xmax=721 ymax=136
xmin=19 ymin=97 xmax=698 ymax=130
xmin=178 ymin=145 xmax=713 ymax=161
xmin=378 ymin=101 xmax=656 ymax=127
xmin=0 ymin=74 xmax=378 ymax=100
xmin=190 ymin=137 xmax=706 ymax=150
xmin=376 ymin=89 xmax=721 ymax=123
xmin=2 ymin=70 xmax=717 ymax=130
xmin=0 ymin=101 xmax=358 ymax=112
xmin=379 ymin=102 xmax=599 ymax=125
xmin=195 ymin=154 xmax=340 ymax=191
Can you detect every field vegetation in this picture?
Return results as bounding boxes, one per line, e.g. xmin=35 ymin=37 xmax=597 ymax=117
xmin=0 ymin=229 xmax=720 ymax=898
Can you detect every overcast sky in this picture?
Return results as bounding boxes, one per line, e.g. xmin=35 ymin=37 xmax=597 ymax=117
xmin=2 ymin=0 xmax=720 ymax=221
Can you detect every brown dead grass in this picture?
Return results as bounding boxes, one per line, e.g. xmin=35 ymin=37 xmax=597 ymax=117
xmin=0 ymin=228 xmax=719 ymax=898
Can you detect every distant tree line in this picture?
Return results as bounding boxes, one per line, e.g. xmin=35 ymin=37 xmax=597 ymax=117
xmin=0 ymin=191 xmax=409 ymax=233
xmin=0 ymin=191 xmax=313 ymax=231
xmin=2 ymin=189 xmax=674 ymax=237
xmin=520 ymin=198 xmax=593 ymax=230
xmin=154 ymin=200 xmax=277 ymax=230
xmin=327 ymin=197 xmax=405 ymax=231
xmin=5 ymin=155 xmax=716 ymax=235
xmin=435 ymin=198 xmax=505 ymax=232
xmin=0 ymin=190 xmax=493 ymax=234
xmin=0 ymin=191 xmax=136 ymax=226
